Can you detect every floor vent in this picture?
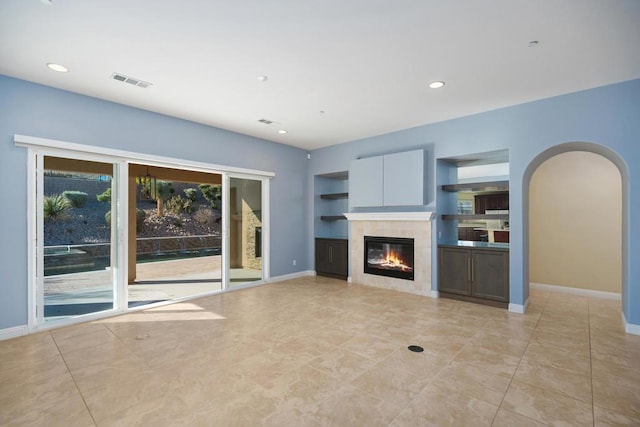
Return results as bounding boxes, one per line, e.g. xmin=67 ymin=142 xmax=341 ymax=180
xmin=111 ymin=72 xmax=152 ymax=88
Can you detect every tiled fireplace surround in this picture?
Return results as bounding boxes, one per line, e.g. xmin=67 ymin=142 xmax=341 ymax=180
xmin=345 ymin=212 xmax=434 ymax=297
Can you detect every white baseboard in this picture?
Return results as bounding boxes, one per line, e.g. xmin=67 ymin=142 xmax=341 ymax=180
xmin=0 ymin=325 xmax=28 ymax=341
xmin=622 ymin=312 xmax=640 ymax=336
xmin=530 ymin=282 xmax=621 ymax=300
xmin=347 ymin=276 xmax=352 ymax=283
xmin=626 ymin=322 xmax=640 ymax=335
xmin=509 ymin=297 xmax=529 ymax=314
xmin=269 ymin=270 xmax=315 ymax=283
xmin=429 ymin=290 xmax=439 ymax=299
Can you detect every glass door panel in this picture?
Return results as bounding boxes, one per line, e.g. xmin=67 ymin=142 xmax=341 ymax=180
xmin=228 ymin=177 xmax=263 ymax=286
xmin=41 ymin=156 xmax=116 ymax=323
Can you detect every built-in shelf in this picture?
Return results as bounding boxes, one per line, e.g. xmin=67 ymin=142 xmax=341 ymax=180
xmin=320 ymin=192 xmax=348 ymax=200
xmin=320 ymin=215 xmax=347 ymax=221
xmin=442 ymin=180 xmax=509 ymax=192
xmin=442 ymin=214 xmax=509 ymax=220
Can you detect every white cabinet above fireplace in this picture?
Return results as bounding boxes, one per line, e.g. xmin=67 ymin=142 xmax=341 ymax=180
xmin=349 ymin=156 xmax=383 ymax=207
xmin=349 ymin=149 xmax=425 ymax=208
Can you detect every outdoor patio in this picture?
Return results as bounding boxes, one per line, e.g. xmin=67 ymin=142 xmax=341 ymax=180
xmin=43 ymin=255 xmax=262 ymax=321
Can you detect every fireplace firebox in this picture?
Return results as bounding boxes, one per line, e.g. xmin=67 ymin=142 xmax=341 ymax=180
xmin=364 ymin=236 xmax=414 ymax=280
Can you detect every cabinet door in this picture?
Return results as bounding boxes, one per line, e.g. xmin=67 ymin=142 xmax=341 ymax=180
xmin=349 ymin=157 xmax=383 ymax=207
xmin=329 ymin=239 xmax=348 ymax=277
xmin=315 ymin=239 xmax=348 ymax=279
xmin=471 ymin=250 xmax=509 ymax=302
xmin=383 ymin=150 xmax=424 ymax=206
xmin=315 ymin=239 xmax=331 ymax=275
xmin=438 ymin=247 xmax=471 ymax=296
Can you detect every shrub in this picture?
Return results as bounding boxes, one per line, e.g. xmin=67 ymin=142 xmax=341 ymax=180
xmin=193 ymin=207 xmax=220 ymax=225
xmin=166 ymin=195 xmax=195 ymax=214
xmin=199 ymin=184 xmax=221 ymax=209
xmin=44 ymin=194 xmax=70 ymax=221
xmin=63 ymin=191 xmax=88 ymax=208
xmin=156 ymin=181 xmax=175 ymax=200
xmin=105 ymin=210 xmax=111 ymax=224
xmin=96 ymin=187 xmax=111 ymax=203
xmin=183 ymin=188 xmax=198 ymax=202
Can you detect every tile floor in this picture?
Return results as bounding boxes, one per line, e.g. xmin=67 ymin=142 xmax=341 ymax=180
xmin=1 ymin=276 xmax=640 ymax=426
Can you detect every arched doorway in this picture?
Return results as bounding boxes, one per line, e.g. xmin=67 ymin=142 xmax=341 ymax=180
xmin=523 ymin=142 xmax=629 ymax=326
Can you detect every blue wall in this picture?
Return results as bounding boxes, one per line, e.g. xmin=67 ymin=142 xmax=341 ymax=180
xmin=2 ymin=75 xmax=639 ymax=331
xmin=0 ymin=75 xmax=310 ymax=330
xmin=310 ymin=79 xmax=640 ymax=324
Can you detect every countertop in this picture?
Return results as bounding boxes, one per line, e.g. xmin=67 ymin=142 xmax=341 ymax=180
xmin=439 ymin=241 xmax=509 ymax=250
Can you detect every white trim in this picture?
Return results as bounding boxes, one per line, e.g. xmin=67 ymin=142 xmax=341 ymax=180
xmin=26 ymin=149 xmax=36 ymax=330
xmin=35 ymin=153 xmax=45 ymax=327
xmin=626 ymin=322 xmax=640 ymax=335
xmin=262 ymin=178 xmax=271 ymax=281
xmin=0 ymin=325 xmax=29 ymax=341
xmin=221 ymin=173 xmax=230 ymax=290
xmin=347 ymin=275 xmax=352 ymax=282
xmin=509 ymin=297 xmax=530 ymax=314
xmin=429 ymin=290 xmax=440 ymax=299
xmin=344 ymin=212 xmax=434 ymax=221
xmin=115 ymin=161 xmax=129 ymax=311
xmin=268 ymin=270 xmax=315 ymax=283
xmin=531 ymin=282 xmax=621 ymax=300
xmin=14 ymin=134 xmax=275 ymax=178
xmin=622 ymin=312 xmax=640 ymax=335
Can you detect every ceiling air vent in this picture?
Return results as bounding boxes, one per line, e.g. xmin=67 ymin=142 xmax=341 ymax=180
xmin=258 ymin=118 xmax=274 ymax=125
xmin=110 ymin=72 xmax=152 ymax=89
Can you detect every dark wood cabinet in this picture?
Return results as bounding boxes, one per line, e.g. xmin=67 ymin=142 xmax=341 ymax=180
xmin=474 ymin=193 xmax=509 ymax=214
xmin=315 ymin=238 xmax=348 ymax=280
xmin=438 ymin=247 xmax=470 ymax=295
xmin=438 ymin=245 xmax=509 ymax=307
xmin=458 ymin=227 xmax=473 ymax=241
xmin=458 ymin=227 xmax=489 ymax=242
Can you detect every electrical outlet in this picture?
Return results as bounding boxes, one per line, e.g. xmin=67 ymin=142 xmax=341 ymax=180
xmin=292 ymin=259 xmax=297 ymax=266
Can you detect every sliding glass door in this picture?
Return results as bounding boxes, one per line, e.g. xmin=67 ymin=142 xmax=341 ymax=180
xmin=36 ymin=154 xmax=122 ymax=325
xmin=227 ymin=176 xmax=265 ymax=286
xmin=23 ymin=137 xmax=272 ymax=328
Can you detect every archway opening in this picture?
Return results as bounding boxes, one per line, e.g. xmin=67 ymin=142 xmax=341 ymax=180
xmin=523 ymin=142 xmax=629 ymax=329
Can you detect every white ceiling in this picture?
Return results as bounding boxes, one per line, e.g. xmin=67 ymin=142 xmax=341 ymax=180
xmin=1 ymin=1 xmax=639 ymax=151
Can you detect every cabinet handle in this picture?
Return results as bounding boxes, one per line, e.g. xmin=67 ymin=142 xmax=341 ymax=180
xmin=329 ymin=247 xmax=333 ymax=263
xmin=468 ymin=257 xmax=472 ymax=282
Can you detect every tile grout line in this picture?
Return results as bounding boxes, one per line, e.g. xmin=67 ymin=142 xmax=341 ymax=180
xmin=50 ymin=330 xmax=99 ymax=427
xmin=489 ymin=291 xmax=549 ymax=426
xmin=386 ymin=310 xmax=497 ymax=426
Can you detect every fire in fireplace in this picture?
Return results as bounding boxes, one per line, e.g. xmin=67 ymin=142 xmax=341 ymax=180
xmin=364 ymin=236 xmax=414 ymax=280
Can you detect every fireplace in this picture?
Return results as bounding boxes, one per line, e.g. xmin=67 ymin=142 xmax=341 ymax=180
xmin=364 ymin=236 xmax=414 ymax=280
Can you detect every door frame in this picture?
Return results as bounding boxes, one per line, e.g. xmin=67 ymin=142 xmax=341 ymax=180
xmin=17 ymin=134 xmax=274 ymax=331
xmin=222 ymin=172 xmax=271 ymax=289
xmin=28 ymin=148 xmax=127 ymax=330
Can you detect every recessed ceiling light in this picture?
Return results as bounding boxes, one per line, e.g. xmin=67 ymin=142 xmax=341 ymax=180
xmin=428 ymin=81 xmax=445 ymax=89
xmin=257 ymin=75 xmax=268 ymax=82
xmin=41 ymin=0 xmax=54 ymax=4
xmin=46 ymin=63 xmax=69 ymax=73
xmin=278 ymin=130 xmax=288 ymax=134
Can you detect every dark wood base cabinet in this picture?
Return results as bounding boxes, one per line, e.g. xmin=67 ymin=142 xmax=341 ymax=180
xmin=438 ymin=245 xmax=509 ymax=308
xmin=315 ymin=238 xmax=348 ymax=280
